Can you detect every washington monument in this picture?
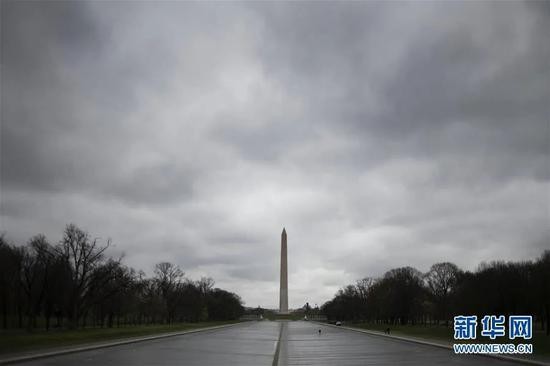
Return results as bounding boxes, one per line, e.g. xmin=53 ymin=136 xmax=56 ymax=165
xmin=279 ymin=228 xmax=288 ymax=313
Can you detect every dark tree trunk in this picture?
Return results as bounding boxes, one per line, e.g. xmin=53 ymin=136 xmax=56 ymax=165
xmin=26 ymin=311 xmax=33 ymax=331
xmin=45 ymin=311 xmax=50 ymax=331
xmin=545 ymin=303 xmax=549 ymax=336
xmin=2 ymin=299 xmax=7 ymax=329
xmin=17 ymin=304 xmax=23 ymax=328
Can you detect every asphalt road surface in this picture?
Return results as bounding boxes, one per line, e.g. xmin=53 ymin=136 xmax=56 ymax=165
xmin=16 ymin=321 xmax=524 ymax=366
xmin=278 ymin=321 xmax=522 ymax=366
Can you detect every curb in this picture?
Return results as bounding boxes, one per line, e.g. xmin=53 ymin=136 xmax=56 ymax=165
xmin=314 ymin=322 xmax=549 ymax=366
xmin=272 ymin=322 xmax=283 ymax=366
xmin=0 ymin=322 xmax=247 ymax=365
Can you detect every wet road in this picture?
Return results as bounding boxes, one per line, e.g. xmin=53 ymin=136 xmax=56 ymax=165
xmin=17 ymin=322 xmax=279 ymax=366
xmin=278 ymin=321 xmax=521 ymax=366
xmin=16 ymin=321 xmax=523 ymax=365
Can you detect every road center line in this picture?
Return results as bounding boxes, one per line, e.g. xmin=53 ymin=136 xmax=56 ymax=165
xmin=272 ymin=322 xmax=283 ymax=366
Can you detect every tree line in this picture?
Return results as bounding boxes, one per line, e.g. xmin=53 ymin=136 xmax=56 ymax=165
xmin=321 ymin=251 xmax=550 ymax=335
xmin=0 ymin=224 xmax=244 ymax=331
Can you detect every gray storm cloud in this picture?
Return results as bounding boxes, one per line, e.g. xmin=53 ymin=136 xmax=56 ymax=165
xmin=1 ymin=1 xmax=548 ymax=308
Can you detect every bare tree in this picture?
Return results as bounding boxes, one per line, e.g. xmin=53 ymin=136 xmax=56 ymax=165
xmin=424 ymin=262 xmax=460 ymax=326
xmin=197 ymin=277 xmax=215 ymax=296
xmin=21 ymin=236 xmax=43 ymax=330
xmin=154 ymin=262 xmax=184 ymax=294
xmin=356 ymin=277 xmax=376 ymax=301
xmin=1 ymin=226 xmax=248 ymax=330
xmin=0 ymin=235 xmax=23 ymax=329
xmin=154 ymin=262 xmax=184 ymax=323
xmin=56 ymin=224 xmax=110 ymax=328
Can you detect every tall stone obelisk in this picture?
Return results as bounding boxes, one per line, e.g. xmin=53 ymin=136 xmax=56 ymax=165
xmin=279 ymin=228 xmax=288 ymax=314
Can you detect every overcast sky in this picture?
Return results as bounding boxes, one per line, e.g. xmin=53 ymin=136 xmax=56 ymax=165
xmin=1 ymin=1 xmax=549 ymax=309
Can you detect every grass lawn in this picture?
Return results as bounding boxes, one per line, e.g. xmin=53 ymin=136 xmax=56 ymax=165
xmin=350 ymin=322 xmax=550 ymax=361
xmin=0 ymin=321 xmax=240 ymax=356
